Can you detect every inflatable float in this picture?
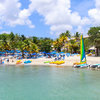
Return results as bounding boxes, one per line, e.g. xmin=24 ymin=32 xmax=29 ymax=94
xmin=16 ymin=60 xmax=22 ymax=64
xmin=44 ymin=61 xmax=51 ymax=63
xmin=50 ymin=61 xmax=65 ymax=65
xmin=0 ymin=62 xmax=4 ymax=64
xmin=24 ymin=60 xmax=32 ymax=64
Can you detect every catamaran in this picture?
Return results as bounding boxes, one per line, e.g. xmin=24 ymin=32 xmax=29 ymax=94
xmin=73 ymin=35 xmax=89 ymax=68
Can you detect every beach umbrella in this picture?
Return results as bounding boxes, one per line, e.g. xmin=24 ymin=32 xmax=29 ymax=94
xmin=46 ymin=53 xmax=51 ymax=55
xmin=6 ymin=50 xmax=9 ymax=53
xmin=60 ymin=52 xmax=64 ymax=54
xmin=10 ymin=50 xmax=15 ymax=53
xmin=32 ymin=53 xmax=36 ymax=55
xmin=51 ymin=51 xmax=56 ymax=54
xmin=56 ymin=53 xmax=59 ymax=57
xmin=42 ymin=51 xmax=46 ymax=54
xmin=24 ymin=50 xmax=29 ymax=53
xmin=16 ymin=50 xmax=21 ymax=53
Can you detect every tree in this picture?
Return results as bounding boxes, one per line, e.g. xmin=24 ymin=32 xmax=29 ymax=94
xmin=68 ymin=39 xmax=79 ymax=53
xmin=9 ymin=32 xmax=17 ymax=51
xmin=88 ymin=26 xmax=100 ymax=56
xmin=17 ymin=41 xmax=26 ymax=58
xmin=74 ymin=32 xmax=80 ymax=40
xmin=60 ymin=30 xmax=71 ymax=39
xmin=20 ymin=35 xmax=26 ymax=41
xmin=30 ymin=42 xmax=38 ymax=53
xmin=1 ymin=33 xmax=10 ymax=50
xmin=9 ymin=32 xmax=15 ymax=41
xmin=32 ymin=36 xmax=39 ymax=44
xmin=84 ymin=38 xmax=92 ymax=52
xmin=88 ymin=27 xmax=100 ymax=44
xmin=39 ymin=38 xmax=52 ymax=52
xmin=53 ymin=38 xmax=63 ymax=52
xmin=58 ymin=31 xmax=71 ymax=52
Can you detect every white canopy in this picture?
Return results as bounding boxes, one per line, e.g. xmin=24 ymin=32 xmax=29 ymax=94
xmin=89 ymin=46 xmax=96 ymax=50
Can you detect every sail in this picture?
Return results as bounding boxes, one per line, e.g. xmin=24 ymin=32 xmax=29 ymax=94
xmin=80 ymin=35 xmax=86 ymax=63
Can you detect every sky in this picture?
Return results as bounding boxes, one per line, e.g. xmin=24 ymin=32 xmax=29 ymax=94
xmin=0 ymin=0 xmax=100 ymax=39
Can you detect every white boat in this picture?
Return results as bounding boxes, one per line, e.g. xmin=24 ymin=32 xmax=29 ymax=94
xmin=73 ymin=64 xmax=90 ymax=68
xmin=89 ymin=64 xmax=100 ymax=68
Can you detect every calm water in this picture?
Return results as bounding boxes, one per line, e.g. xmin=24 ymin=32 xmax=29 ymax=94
xmin=0 ymin=65 xmax=100 ymax=100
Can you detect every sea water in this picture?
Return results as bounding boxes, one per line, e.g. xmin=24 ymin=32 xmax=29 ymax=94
xmin=0 ymin=65 xmax=100 ymax=100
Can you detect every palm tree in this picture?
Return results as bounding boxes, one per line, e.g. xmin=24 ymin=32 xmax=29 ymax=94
xmin=60 ymin=30 xmax=71 ymax=39
xmin=30 ymin=42 xmax=38 ymax=53
xmin=74 ymin=32 xmax=80 ymax=41
xmin=17 ymin=41 xmax=26 ymax=58
xmin=53 ymin=38 xmax=63 ymax=52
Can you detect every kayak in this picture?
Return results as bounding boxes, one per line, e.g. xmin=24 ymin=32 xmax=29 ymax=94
xmin=44 ymin=61 xmax=51 ymax=63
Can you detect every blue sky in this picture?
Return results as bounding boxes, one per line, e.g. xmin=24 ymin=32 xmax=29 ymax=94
xmin=0 ymin=0 xmax=99 ymax=39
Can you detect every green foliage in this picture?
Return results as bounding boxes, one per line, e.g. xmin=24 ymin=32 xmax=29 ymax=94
xmin=60 ymin=30 xmax=71 ymax=38
xmin=38 ymin=38 xmax=52 ymax=53
xmin=32 ymin=36 xmax=39 ymax=44
xmin=88 ymin=26 xmax=100 ymax=46
xmin=0 ymin=27 xmax=99 ymax=55
xmin=9 ymin=32 xmax=15 ymax=41
xmin=84 ymin=38 xmax=92 ymax=52
xmin=90 ymin=50 xmax=95 ymax=54
xmin=74 ymin=32 xmax=80 ymax=40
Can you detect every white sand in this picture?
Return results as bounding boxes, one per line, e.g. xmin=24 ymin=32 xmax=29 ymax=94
xmin=2 ymin=55 xmax=100 ymax=66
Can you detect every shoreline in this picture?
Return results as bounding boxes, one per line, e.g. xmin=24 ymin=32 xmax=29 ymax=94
xmin=1 ymin=56 xmax=100 ymax=67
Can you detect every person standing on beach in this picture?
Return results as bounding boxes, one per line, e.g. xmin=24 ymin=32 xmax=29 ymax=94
xmin=7 ymin=59 xmax=9 ymax=62
xmin=63 ymin=55 xmax=65 ymax=60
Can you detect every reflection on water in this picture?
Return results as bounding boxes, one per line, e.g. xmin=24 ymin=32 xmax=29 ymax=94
xmin=0 ymin=65 xmax=100 ymax=100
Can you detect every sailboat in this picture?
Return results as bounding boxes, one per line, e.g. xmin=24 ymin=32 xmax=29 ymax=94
xmin=73 ymin=35 xmax=89 ymax=68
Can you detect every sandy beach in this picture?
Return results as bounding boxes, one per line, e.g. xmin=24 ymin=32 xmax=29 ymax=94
xmin=1 ymin=55 xmax=100 ymax=66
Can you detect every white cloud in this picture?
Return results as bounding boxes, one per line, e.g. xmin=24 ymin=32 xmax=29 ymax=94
xmin=27 ymin=0 xmax=88 ymax=34
xmin=50 ymin=24 xmax=72 ymax=35
xmin=0 ymin=0 xmax=34 ymax=28
xmin=0 ymin=31 xmax=10 ymax=34
xmin=88 ymin=0 xmax=100 ymax=26
xmin=0 ymin=0 xmax=100 ymax=36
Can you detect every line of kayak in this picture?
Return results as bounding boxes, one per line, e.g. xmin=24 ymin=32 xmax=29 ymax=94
xmin=73 ymin=63 xmax=100 ymax=68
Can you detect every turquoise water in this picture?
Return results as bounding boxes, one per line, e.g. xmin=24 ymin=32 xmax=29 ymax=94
xmin=0 ymin=65 xmax=100 ymax=100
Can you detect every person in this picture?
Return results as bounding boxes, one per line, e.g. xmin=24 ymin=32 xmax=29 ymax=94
xmin=63 ymin=55 xmax=65 ymax=60
xmin=0 ymin=59 xmax=2 ymax=64
xmin=7 ymin=59 xmax=9 ymax=62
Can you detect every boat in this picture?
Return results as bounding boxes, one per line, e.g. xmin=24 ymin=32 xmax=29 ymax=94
xmin=89 ymin=64 xmax=100 ymax=68
xmin=73 ymin=35 xmax=89 ymax=68
xmin=73 ymin=64 xmax=89 ymax=68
